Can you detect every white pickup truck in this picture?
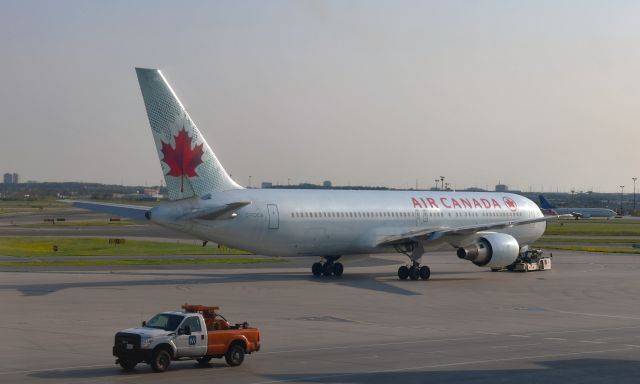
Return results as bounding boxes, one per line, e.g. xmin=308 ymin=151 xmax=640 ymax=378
xmin=113 ymin=305 xmax=261 ymax=372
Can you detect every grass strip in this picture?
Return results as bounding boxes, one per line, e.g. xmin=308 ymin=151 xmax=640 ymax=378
xmin=0 ymin=237 xmax=251 ymax=257
xmin=533 ymin=244 xmax=640 ymax=254
xmin=544 ymin=223 xmax=640 ymax=236
xmin=0 ymin=257 xmax=288 ymax=267
xmin=537 ymin=237 xmax=640 ymax=244
xmin=19 ymin=220 xmax=136 ymax=227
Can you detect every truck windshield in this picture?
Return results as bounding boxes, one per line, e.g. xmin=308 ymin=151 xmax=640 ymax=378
xmin=145 ymin=314 xmax=184 ymax=331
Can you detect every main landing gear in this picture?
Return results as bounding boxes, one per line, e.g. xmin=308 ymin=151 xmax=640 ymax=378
xmin=394 ymin=242 xmax=431 ymax=281
xmin=397 ymin=262 xmax=430 ymax=280
xmin=312 ymin=256 xmax=343 ymax=277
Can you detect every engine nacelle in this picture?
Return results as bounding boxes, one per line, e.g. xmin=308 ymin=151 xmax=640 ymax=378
xmin=456 ymin=233 xmax=520 ymax=268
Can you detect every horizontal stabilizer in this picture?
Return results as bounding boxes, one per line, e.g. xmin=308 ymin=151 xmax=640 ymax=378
xmin=69 ymin=201 xmax=150 ymax=221
xmin=186 ymin=202 xmax=251 ymax=220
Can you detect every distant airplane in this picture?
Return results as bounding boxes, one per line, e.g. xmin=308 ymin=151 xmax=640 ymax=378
xmin=538 ymin=194 xmax=616 ymax=219
xmin=72 ymin=68 xmax=566 ymax=280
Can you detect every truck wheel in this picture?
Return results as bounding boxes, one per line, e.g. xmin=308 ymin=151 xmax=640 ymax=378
xmin=197 ymin=356 xmax=212 ymax=365
xmin=151 ymin=349 xmax=171 ymax=372
xmin=118 ymin=359 xmax=137 ymax=370
xmin=225 ymin=343 xmax=245 ymax=367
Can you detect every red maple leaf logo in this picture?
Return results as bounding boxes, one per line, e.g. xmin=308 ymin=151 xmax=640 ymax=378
xmin=503 ymin=197 xmax=517 ymax=211
xmin=161 ymin=127 xmax=204 ymax=192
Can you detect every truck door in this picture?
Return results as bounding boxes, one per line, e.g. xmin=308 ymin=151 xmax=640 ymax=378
xmin=267 ymin=204 xmax=279 ymax=230
xmin=174 ymin=315 xmax=207 ymax=357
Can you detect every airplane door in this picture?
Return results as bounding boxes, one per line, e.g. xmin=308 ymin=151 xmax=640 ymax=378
xmin=416 ymin=209 xmax=429 ymax=226
xmin=267 ymin=204 xmax=279 ymax=229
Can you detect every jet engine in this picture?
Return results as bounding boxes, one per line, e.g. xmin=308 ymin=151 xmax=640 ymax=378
xmin=456 ymin=233 xmax=520 ymax=268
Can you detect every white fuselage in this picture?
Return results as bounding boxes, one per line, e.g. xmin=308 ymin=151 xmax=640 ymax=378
xmin=149 ymin=190 xmax=546 ymax=258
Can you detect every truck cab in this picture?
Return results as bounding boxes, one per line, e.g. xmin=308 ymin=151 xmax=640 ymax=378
xmin=113 ymin=304 xmax=260 ymax=372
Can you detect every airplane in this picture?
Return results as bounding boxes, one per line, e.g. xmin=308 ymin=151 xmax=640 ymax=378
xmin=538 ymin=194 xmax=617 ymax=219
xmin=72 ymin=67 xmax=567 ymax=281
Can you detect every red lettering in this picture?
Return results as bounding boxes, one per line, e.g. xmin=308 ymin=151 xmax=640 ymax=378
xmin=481 ymin=198 xmax=491 ymax=208
xmin=472 ymin=199 xmax=482 ymax=208
xmin=420 ymin=198 xmax=429 ymax=208
xmin=460 ymin=198 xmax=472 ymax=209
xmin=440 ymin=197 xmax=452 ymax=208
xmin=492 ymin=199 xmax=501 ymax=208
xmin=411 ymin=197 xmax=423 ymax=208
xmin=451 ymin=198 xmax=462 ymax=208
xmin=426 ymin=197 xmax=438 ymax=208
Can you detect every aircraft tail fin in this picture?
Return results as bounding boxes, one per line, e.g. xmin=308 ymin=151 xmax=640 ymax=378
xmin=538 ymin=194 xmax=556 ymax=209
xmin=135 ymin=68 xmax=243 ymax=200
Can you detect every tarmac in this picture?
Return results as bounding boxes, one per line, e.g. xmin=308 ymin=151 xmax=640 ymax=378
xmin=1 ymin=250 xmax=640 ymax=383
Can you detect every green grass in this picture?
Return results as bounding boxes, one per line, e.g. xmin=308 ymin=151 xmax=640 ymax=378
xmin=0 ymin=200 xmax=69 ymax=215
xmin=19 ymin=220 xmax=137 ymax=227
xmin=0 ymin=237 xmax=252 ymax=257
xmin=0 ymin=257 xmax=288 ymax=268
xmin=533 ymin=244 xmax=640 ymax=254
xmin=536 ymin=237 xmax=640 ymax=244
xmin=544 ymin=222 xmax=640 ymax=236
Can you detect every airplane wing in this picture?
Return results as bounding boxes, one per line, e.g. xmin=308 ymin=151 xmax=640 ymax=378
xmin=377 ymin=214 xmax=571 ymax=247
xmin=69 ymin=200 xmax=150 ymax=221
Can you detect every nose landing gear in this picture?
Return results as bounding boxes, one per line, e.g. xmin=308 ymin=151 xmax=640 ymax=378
xmin=312 ymin=256 xmax=343 ymax=277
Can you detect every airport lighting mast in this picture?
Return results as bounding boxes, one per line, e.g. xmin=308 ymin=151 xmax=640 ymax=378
xmin=633 ymin=177 xmax=637 ymax=214
xmin=620 ymin=185 xmax=625 ymax=215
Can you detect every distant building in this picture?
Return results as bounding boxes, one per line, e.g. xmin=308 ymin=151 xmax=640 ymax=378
xmin=3 ymin=173 xmax=11 ymax=184
xmin=261 ymin=182 xmax=273 ymax=189
xmin=322 ymin=180 xmax=332 ymax=188
xmin=12 ymin=173 xmax=18 ymax=184
xmin=495 ymin=184 xmax=508 ymax=192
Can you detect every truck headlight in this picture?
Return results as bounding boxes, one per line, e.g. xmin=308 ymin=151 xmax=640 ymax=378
xmin=141 ymin=337 xmax=154 ymax=348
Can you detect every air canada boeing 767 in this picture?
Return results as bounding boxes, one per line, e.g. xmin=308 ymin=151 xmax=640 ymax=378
xmin=73 ymin=68 xmax=565 ymax=280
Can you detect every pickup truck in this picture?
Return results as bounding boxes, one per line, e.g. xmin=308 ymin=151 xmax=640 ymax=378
xmin=113 ymin=304 xmax=260 ymax=372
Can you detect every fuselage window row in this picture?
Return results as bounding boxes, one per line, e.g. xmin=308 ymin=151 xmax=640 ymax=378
xmin=289 ymin=210 xmax=521 ymax=219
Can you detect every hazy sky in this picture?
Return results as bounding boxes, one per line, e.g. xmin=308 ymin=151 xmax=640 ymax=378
xmin=1 ymin=1 xmax=639 ymax=192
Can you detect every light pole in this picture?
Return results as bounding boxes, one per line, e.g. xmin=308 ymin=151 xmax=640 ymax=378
xmin=434 ymin=179 xmax=439 ymax=191
xmin=633 ymin=177 xmax=637 ymax=213
xmin=440 ymin=176 xmax=445 ymax=191
xmin=620 ymin=185 xmax=625 ymax=215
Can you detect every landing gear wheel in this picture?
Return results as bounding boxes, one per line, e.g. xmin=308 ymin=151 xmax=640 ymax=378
xmin=118 ymin=359 xmax=137 ymax=370
xmin=225 ymin=343 xmax=245 ymax=367
xmin=151 ymin=349 xmax=171 ymax=372
xmin=419 ymin=265 xmax=431 ymax=280
xmin=409 ymin=266 xmax=420 ymax=280
xmin=332 ymin=262 xmax=344 ymax=277
xmin=322 ymin=263 xmax=333 ymax=276
xmin=398 ymin=265 xmax=409 ymax=280
xmin=197 ymin=356 xmax=212 ymax=365
xmin=312 ymin=262 xmax=323 ymax=276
